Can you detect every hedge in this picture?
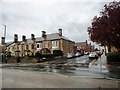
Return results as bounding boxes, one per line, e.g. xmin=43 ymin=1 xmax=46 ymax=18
xmin=107 ymin=52 xmax=120 ymax=62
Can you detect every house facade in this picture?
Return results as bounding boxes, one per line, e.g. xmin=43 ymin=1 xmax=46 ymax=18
xmin=110 ymin=46 xmax=118 ymax=52
xmin=75 ymin=40 xmax=94 ymax=52
xmin=5 ymin=29 xmax=75 ymax=57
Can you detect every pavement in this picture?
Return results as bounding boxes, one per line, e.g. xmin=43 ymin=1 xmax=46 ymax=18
xmin=89 ymin=55 xmax=111 ymax=78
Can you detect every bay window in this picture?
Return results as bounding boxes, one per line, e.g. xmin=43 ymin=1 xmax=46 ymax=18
xmin=52 ymin=41 xmax=58 ymax=48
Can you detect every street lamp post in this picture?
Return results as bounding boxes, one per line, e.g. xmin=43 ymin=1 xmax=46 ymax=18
xmin=1 ymin=24 xmax=7 ymax=63
xmin=1 ymin=24 xmax=6 ymax=38
xmin=3 ymin=24 xmax=6 ymax=38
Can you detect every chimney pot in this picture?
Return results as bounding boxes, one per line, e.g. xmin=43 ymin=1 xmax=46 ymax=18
xmin=14 ymin=34 xmax=18 ymax=43
xmin=31 ymin=34 xmax=35 ymax=40
xmin=1 ymin=37 xmax=5 ymax=45
xmin=42 ymin=31 xmax=46 ymax=38
xmin=22 ymin=35 xmax=26 ymax=42
xmin=86 ymin=40 xmax=87 ymax=43
xmin=58 ymin=28 xmax=62 ymax=36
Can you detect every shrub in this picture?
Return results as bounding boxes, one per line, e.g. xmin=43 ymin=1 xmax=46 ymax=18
xmin=35 ymin=52 xmax=42 ymax=58
xmin=42 ymin=54 xmax=54 ymax=59
xmin=53 ymin=50 xmax=63 ymax=56
xmin=21 ymin=57 xmax=37 ymax=63
xmin=7 ymin=56 xmax=17 ymax=63
xmin=35 ymin=51 xmax=54 ymax=62
xmin=40 ymin=48 xmax=51 ymax=54
xmin=107 ymin=52 xmax=120 ymax=62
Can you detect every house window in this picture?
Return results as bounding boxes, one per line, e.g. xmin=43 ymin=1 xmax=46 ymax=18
xmin=37 ymin=44 xmax=39 ymax=48
xmin=32 ymin=53 xmax=34 ymax=56
xmin=21 ymin=45 xmax=23 ymax=51
xmin=10 ymin=47 xmax=12 ymax=51
xmin=31 ymin=44 xmax=34 ymax=49
xmin=17 ymin=45 xmax=19 ymax=50
xmin=52 ymin=41 xmax=58 ymax=48
xmin=45 ymin=42 xmax=49 ymax=48
xmin=8 ymin=47 xmax=10 ymax=51
xmin=12 ymin=47 xmax=14 ymax=51
xmin=37 ymin=43 xmax=42 ymax=49
xmin=26 ymin=45 xmax=29 ymax=50
xmin=14 ymin=46 xmax=16 ymax=50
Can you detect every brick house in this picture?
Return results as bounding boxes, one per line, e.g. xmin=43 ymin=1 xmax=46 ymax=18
xmin=75 ymin=40 xmax=93 ymax=52
xmin=110 ymin=46 xmax=118 ymax=52
xmin=0 ymin=37 xmax=13 ymax=53
xmin=5 ymin=29 xmax=75 ymax=57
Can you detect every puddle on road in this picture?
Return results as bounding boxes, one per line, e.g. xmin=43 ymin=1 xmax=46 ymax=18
xmin=2 ymin=56 xmax=120 ymax=79
xmin=2 ymin=64 xmax=120 ymax=79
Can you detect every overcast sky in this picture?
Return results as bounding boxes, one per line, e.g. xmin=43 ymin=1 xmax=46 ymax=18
xmin=0 ymin=0 xmax=118 ymax=43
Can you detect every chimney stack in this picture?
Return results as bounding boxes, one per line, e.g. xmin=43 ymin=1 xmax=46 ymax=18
xmin=58 ymin=28 xmax=62 ymax=36
xmin=22 ymin=35 xmax=26 ymax=42
xmin=42 ymin=31 xmax=46 ymax=38
xmin=31 ymin=34 xmax=35 ymax=40
xmin=1 ymin=37 xmax=5 ymax=45
xmin=14 ymin=34 xmax=18 ymax=43
xmin=86 ymin=40 xmax=88 ymax=45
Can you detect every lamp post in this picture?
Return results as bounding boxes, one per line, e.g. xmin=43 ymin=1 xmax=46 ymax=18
xmin=1 ymin=24 xmax=7 ymax=63
xmin=1 ymin=24 xmax=6 ymax=38
xmin=3 ymin=24 xmax=6 ymax=38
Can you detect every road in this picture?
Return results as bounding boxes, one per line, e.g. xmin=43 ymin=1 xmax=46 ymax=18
xmin=1 ymin=53 xmax=120 ymax=88
xmin=1 ymin=54 xmax=119 ymax=79
xmin=2 ymin=68 xmax=119 ymax=88
xmin=1 ymin=55 xmax=107 ymax=78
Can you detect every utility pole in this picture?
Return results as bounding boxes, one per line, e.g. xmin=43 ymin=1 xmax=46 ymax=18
xmin=0 ymin=24 xmax=6 ymax=38
xmin=1 ymin=24 xmax=7 ymax=63
xmin=3 ymin=25 xmax=6 ymax=38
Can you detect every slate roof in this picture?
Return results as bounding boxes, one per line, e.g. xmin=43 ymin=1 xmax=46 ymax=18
xmin=75 ymin=42 xmax=86 ymax=47
xmin=35 ymin=33 xmax=72 ymax=42
xmin=75 ymin=42 xmax=91 ymax=47
xmin=0 ymin=41 xmax=14 ymax=47
xmin=5 ymin=33 xmax=74 ymax=45
xmin=20 ymin=39 xmax=34 ymax=44
xmin=5 ymin=41 xmax=14 ymax=46
xmin=20 ymin=33 xmax=73 ymax=44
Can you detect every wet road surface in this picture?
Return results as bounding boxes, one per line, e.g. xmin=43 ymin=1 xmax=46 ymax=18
xmin=2 ymin=68 xmax=119 ymax=88
xmin=1 ymin=53 xmax=120 ymax=79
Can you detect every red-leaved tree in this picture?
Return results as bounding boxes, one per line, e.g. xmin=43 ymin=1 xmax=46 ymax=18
xmin=88 ymin=1 xmax=120 ymax=52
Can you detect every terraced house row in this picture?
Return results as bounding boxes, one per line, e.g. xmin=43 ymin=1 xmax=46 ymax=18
xmin=1 ymin=29 xmax=75 ymax=57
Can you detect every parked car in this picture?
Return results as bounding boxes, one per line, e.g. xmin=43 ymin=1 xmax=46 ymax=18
xmin=75 ymin=52 xmax=81 ymax=57
xmin=89 ymin=52 xmax=98 ymax=59
xmin=67 ymin=53 xmax=75 ymax=59
xmin=96 ymin=51 xmax=102 ymax=57
xmin=84 ymin=52 xmax=89 ymax=55
xmin=77 ymin=50 xmax=84 ymax=56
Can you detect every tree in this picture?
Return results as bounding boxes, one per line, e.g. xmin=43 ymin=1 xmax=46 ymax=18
xmin=88 ymin=1 xmax=120 ymax=52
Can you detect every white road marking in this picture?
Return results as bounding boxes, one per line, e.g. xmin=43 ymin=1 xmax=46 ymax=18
xmin=18 ymin=70 xmax=24 ymax=72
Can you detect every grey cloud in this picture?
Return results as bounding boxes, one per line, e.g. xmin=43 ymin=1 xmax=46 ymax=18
xmin=1 ymin=0 xmax=113 ymax=42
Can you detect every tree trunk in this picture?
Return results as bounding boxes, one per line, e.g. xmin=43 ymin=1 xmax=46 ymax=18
xmin=104 ymin=46 xmax=107 ymax=55
xmin=108 ymin=44 xmax=111 ymax=52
